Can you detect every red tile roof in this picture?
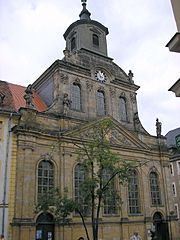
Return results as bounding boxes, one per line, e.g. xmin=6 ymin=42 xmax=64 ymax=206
xmin=0 ymin=81 xmax=47 ymax=112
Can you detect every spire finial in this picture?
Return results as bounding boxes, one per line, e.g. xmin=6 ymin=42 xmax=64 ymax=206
xmin=79 ymin=0 xmax=91 ymax=20
xmin=81 ymin=0 xmax=87 ymax=4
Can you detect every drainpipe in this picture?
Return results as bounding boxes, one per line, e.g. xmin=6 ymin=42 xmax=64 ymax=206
xmin=2 ymin=113 xmax=12 ymax=235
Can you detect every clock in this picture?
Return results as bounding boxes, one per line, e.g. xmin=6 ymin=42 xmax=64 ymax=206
xmin=95 ymin=70 xmax=107 ymax=83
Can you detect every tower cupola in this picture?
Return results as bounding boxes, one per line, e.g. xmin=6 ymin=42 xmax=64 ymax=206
xmin=63 ymin=0 xmax=109 ymax=56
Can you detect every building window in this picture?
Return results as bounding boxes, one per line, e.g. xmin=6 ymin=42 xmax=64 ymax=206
xmin=92 ymin=34 xmax=99 ymax=47
xmin=177 ymin=161 xmax=180 ymax=175
xmin=74 ymin=164 xmax=88 ymax=214
xmin=172 ymin=182 xmax=177 ymax=196
xmin=38 ymin=160 xmax=54 ymax=201
xmin=71 ymin=83 xmax=81 ymax=111
xmin=0 ymin=121 xmax=3 ymax=142
xmin=97 ymin=91 xmax=105 ymax=116
xmin=102 ymin=168 xmax=117 ymax=215
xmin=128 ymin=170 xmax=141 ymax=214
xmin=119 ymin=97 xmax=128 ymax=121
xmin=170 ymin=163 xmax=174 ymax=176
xmin=174 ymin=203 xmax=179 ymax=219
xmin=71 ymin=37 xmax=76 ymax=51
xmin=149 ymin=171 xmax=161 ymax=206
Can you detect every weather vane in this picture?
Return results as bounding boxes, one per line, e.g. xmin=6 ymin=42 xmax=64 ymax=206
xmin=81 ymin=0 xmax=87 ymax=4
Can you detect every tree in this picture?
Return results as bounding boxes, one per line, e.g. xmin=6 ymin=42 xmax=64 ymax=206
xmin=36 ymin=119 xmax=135 ymax=240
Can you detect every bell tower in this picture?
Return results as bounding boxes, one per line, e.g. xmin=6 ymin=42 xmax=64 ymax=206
xmin=63 ymin=0 xmax=109 ymax=56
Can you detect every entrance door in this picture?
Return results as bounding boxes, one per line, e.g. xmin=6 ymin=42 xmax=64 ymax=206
xmin=36 ymin=213 xmax=54 ymax=240
xmin=153 ymin=212 xmax=169 ymax=240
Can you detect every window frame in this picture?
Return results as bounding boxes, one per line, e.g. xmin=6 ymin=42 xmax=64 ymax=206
xmin=102 ymin=168 xmax=117 ymax=215
xmin=128 ymin=170 xmax=141 ymax=215
xmin=149 ymin=171 xmax=162 ymax=206
xmin=92 ymin=34 xmax=99 ymax=47
xmin=172 ymin=182 xmax=177 ymax=197
xmin=170 ymin=163 xmax=174 ymax=176
xmin=37 ymin=160 xmax=54 ymax=201
xmin=71 ymin=37 xmax=76 ymax=51
xmin=97 ymin=90 xmax=106 ymax=116
xmin=71 ymin=83 xmax=82 ymax=111
xmin=174 ymin=203 xmax=179 ymax=219
xmin=119 ymin=96 xmax=128 ymax=122
xmin=74 ymin=163 xmax=89 ymax=215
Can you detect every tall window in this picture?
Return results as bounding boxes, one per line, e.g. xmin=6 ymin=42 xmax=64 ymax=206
xmin=0 ymin=121 xmax=3 ymax=142
xmin=170 ymin=163 xmax=174 ymax=175
xmin=128 ymin=170 xmax=140 ymax=214
xmin=71 ymin=83 xmax=81 ymax=111
xmin=74 ymin=164 xmax=88 ymax=214
xmin=71 ymin=37 xmax=76 ymax=51
xmin=93 ymin=34 xmax=99 ymax=47
xmin=119 ymin=97 xmax=127 ymax=121
xmin=172 ymin=182 xmax=177 ymax=196
xmin=149 ymin=171 xmax=161 ymax=206
xmin=102 ymin=168 xmax=117 ymax=215
xmin=38 ymin=160 xmax=54 ymax=200
xmin=97 ymin=91 xmax=105 ymax=116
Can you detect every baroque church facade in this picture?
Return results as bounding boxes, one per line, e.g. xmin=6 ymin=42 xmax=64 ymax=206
xmin=0 ymin=1 xmax=179 ymax=240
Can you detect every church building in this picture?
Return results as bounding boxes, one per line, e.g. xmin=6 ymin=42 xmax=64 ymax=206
xmin=0 ymin=1 xmax=178 ymax=240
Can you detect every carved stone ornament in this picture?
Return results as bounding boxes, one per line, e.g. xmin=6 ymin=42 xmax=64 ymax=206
xmin=74 ymin=78 xmax=80 ymax=84
xmin=109 ymin=87 xmax=116 ymax=98
xmin=156 ymin=118 xmax=162 ymax=138
xmin=130 ymin=93 xmax=136 ymax=104
xmin=128 ymin=70 xmax=134 ymax=83
xmin=86 ymin=80 xmax=93 ymax=92
xmin=98 ymin=86 xmax=105 ymax=92
xmin=0 ymin=92 xmax=5 ymax=105
xmin=60 ymin=73 xmax=69 ymax=84
xmin=110 ymin=129 xmax=135 ymax=147
xmin=24 ymin=84 xmax=35 ymax=109
xmin=41 ymin=153 xmax=52 ymax=161
xmin=133 ymin=112 xmax=141 ymax=131
xmin=120 ymin=92 xmax=125 ymax=98
xmin=63 ymin=93 xmax=71 ymax=116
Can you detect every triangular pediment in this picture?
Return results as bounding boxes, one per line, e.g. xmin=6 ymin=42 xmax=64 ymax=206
xmin=63 ymin=116 xmax=149 ymax=150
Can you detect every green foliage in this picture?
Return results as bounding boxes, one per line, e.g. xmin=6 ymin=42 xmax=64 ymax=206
xmin=36 ymin=119 xmax=136 ymax=240
xmin=36 ymin=188 xmax=75 ymax=224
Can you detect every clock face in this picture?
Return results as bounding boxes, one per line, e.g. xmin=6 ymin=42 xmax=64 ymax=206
xmin=95 ymin=70 xmax=107 ymax=83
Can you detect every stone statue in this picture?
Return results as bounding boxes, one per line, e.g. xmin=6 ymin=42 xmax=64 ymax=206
xmin=24 ymin=84 xmax=34 ymax=109
xmin=156 ymin=118 xmax=162 ymax=137
xmin=0 ymin=92 xmax=5 ymax=106
xmin=128 ymin=70 xmax=134 ymax=83
xmin=134 ymin=112 xmax=140 ymax=131
xmin=63 ymin=93 xmax=71 ymax=115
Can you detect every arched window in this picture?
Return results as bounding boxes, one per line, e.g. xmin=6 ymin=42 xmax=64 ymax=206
xmin=38 ymin=160 xmax=54 ymax=200
xmin=128 ymin=170 xmax=140 ymax=214
xmin=102 ymin=168 xmax=117 ymax=215
xmin=150 ymin=171 xmax=161 ymax=206
xmin=93 ymin=34 xmax=99 ymax=47
xmin=71 ymin=83 xmax=81 ymax=111
xmin=71 ymin=37 xmax=76 ymax=51
xmin=119 ymin=97 xmax=128 ymax=121
xmin=97 ymin=91 xmax=105 ymax=116
xmin=74 ymin=164 xmax=89 ymax=214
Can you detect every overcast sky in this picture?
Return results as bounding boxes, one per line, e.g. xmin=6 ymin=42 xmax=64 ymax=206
xmin=0 ymin=0 xmax=179 ymax=136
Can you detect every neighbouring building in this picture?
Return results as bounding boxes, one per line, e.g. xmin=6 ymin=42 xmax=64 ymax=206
xmin=0 ymin=81 xmax=47 ymax=239
xmin=166 ymin=128 xmax=180 ymax=237
xmin=0 ymin=1 xmax=179 ymax=240
xmin=169 ymin=79 xmax=180 ymax=97
xmin=166 ymin=0 xmax=180 ymax=52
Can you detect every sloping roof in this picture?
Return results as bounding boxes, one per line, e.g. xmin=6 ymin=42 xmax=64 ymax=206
xmin=168 ymin=79 xmax=180 ymax=97
xmin=0 ymin=80 xmax=47 ymax=112
xmin=165 ymin=127 xmax=180 ymax=147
